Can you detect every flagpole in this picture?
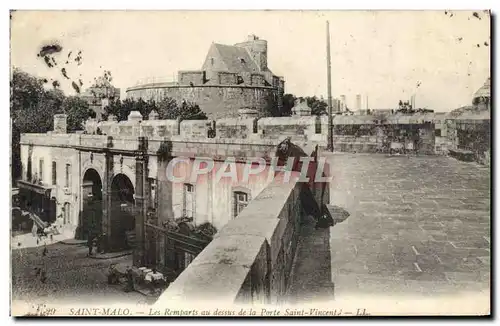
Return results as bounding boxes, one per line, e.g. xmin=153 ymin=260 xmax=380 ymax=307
xmin=326 ymin=21 xmax=334 ymax=152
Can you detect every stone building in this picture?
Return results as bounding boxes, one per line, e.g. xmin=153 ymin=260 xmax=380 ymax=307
xmin=472 ymin=77 xmax=491 ymax=111
xmin=447 ymin=77 xmax=491 ymax=165
xmin=126 ymin=35 xmax=285 ymax=119
xmin=79 ymin=77 xmax=121 ymax=121
xmin=18 ymin=101 xmax=327 ymax=278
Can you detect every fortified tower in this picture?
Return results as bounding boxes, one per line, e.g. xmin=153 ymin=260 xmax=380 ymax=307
xmin=234 ymin=34 xmax=268 ymax=72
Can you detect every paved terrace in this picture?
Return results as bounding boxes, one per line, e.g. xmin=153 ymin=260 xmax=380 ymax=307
xmin=288 ymin=154 xmax=490 ymax=302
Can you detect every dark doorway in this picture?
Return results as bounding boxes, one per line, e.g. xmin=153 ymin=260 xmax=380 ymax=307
xmin=79 ymin=169 xmax=103 ymax=240
xmin=110 ymin=174 xmax=136 ymax=250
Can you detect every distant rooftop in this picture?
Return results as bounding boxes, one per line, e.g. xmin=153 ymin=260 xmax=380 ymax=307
xmin=474 ymin=77 xmax=490 ymax=99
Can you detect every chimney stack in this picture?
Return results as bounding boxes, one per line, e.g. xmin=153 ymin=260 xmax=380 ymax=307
xmin=53 ymin=114 xmax=68 ymax=134
xmin=356 ymin=94 xmax=362 ymax=111
xmin=340 ymin=94 xmax=346 ymax=111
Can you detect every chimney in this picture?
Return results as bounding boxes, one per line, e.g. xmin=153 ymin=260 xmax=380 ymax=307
xmin=53 ymin=114 xmax=68 ymax=134
xmin=292 ymin=98 xmax=312 ymax=116
xmin=356 ymin=94 xmax=362 ymax=111
xmin=340 ymin=95 xmax=346 ymax=111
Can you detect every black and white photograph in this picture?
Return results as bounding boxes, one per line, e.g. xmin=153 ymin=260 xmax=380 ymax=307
xmin=8 ymin=10 xmax=491 ymax=316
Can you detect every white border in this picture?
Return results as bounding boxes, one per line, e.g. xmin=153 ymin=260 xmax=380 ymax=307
xmin=2 ymin=2 xmax=498 ymax=326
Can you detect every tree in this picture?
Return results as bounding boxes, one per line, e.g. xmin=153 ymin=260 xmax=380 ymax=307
xmin=11 ymin=68 xmax=95 ymax=183
xmin=305 ymin=96 xmax=328 ymax=116
xmin=281 ymin=93 xmax=296 ymax=117
xmin=62 ymin=96 xmax=94 ymax=132
xmin=162 ymin=100 xmax=208 ymax=121
xmin=156 ymin=97 xmax=178 ymax=119
xmin=103 ymin=98 xmax=138 ymax=121
xmin=103 ymin=97 xmax=208 ymax=122
xmin=11 ymin=70 xmax=62 ymax=183
xmin=277 ymin=94 xmax=329 ymax=117
xmin=11 ymin=68 xmax=45 ymax=114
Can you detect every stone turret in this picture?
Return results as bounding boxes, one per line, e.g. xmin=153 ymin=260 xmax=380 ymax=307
xmin=53 ymin=114 xmax=68 ymax=134
xmin=234 ymin=35 xmax=268 ymax=72
xmin=473 ymin=77 xmax=491 ymax=111
xmin=128 ymin=111 xmax=143 ymax=123
xmin=149 ymin=110 xmax=159 ymax=121
xmin=292 ymin=98 xmax=312 ymax=116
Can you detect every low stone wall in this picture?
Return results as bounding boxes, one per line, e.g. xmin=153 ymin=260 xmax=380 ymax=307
xmin=180 ymin=120 xmax=213 ymax=139
xmin=27 ymin=113 xmax=444 ymax=156
xmin=84 ymin=115 xmax=327 ymax=145
xmin=154 ymin=172 xmax=306 ymax=306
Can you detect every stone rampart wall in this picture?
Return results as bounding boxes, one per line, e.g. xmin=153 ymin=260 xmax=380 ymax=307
xmin=154 ymin=172 xmax=305 ymax=306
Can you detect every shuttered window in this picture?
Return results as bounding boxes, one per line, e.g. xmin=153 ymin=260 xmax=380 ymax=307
xmin=52 ymin=161 xmax=57 ymax=185
xmin=39 ymin=159 xmax=44 ymax=182
xmin=183 ymin=183 xmax=195 ymax=219
xmin=65 ymin=164 xmax=71 ymax=188
xmin=233 ymin=191 xmax=250 ymax=218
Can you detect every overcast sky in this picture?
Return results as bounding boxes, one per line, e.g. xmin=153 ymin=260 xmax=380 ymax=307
xmin=11 ymin=10 xmax=490 ymax=111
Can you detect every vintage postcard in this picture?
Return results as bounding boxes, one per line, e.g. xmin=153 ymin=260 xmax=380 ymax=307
xmin=10 ymin=10 xmax=491 ymax=317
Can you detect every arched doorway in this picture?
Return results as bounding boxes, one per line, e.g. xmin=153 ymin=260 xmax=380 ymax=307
xmin=63 ymin=202 xmax=71 ymax=225
xmin=79 ymin=169 xmax=103 ymax=240
xmin=110 ymin=174 xmax=136 ymax=250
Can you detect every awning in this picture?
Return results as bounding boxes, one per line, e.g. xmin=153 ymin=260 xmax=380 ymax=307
xmin=17 ymin=180 xmax=53 ymax=197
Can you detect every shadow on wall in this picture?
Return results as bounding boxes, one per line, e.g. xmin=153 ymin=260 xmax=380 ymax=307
xmin=286 ymin=205 xmax=350 ymax=304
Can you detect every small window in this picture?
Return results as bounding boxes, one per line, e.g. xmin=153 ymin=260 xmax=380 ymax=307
xmin=183 ymin=183 xmax=195 ymax=219
xmin=233 ymin=191 xmax=250 ymax=218
xmin=210 ymin=58 xmax=215 ymax=66
xmin=185 ymin=184 xmax=194 ymax=193
xmin=65 ymin=164 xmax=71 ymax=188
xmin=52 ymin=161 xmax=57 ymax=185
xmin=239 ymin=57 xmax=246 ymax=64
xmin=435 ymin=129 xmax=442 ymax=137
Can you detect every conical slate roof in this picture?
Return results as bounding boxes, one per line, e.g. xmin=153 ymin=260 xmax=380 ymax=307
xmin=473 ymin=77 xmax=491 ymax=99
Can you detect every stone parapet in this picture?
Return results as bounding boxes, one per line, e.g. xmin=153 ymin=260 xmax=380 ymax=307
xmin=155 ymin=172 xmax=304 ymax=306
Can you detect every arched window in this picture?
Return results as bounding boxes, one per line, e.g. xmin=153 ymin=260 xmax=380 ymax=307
xmin=233 ymin=190 xmax=250 ymax=218
xmin=63 ymin=202 xmax=71 ymax=225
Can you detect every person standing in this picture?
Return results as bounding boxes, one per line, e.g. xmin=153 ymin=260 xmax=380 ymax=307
xmin=125 ymin=267 xmax=134 ymax=292
xmin=87 ymin=232 xmax=94 ymax=256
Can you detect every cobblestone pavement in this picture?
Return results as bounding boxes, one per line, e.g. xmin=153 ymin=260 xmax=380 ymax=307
xmin=11 ymin=242 xmax=151 ymax=311
xmin=289 ymin=154 xmax=490 ymax=303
